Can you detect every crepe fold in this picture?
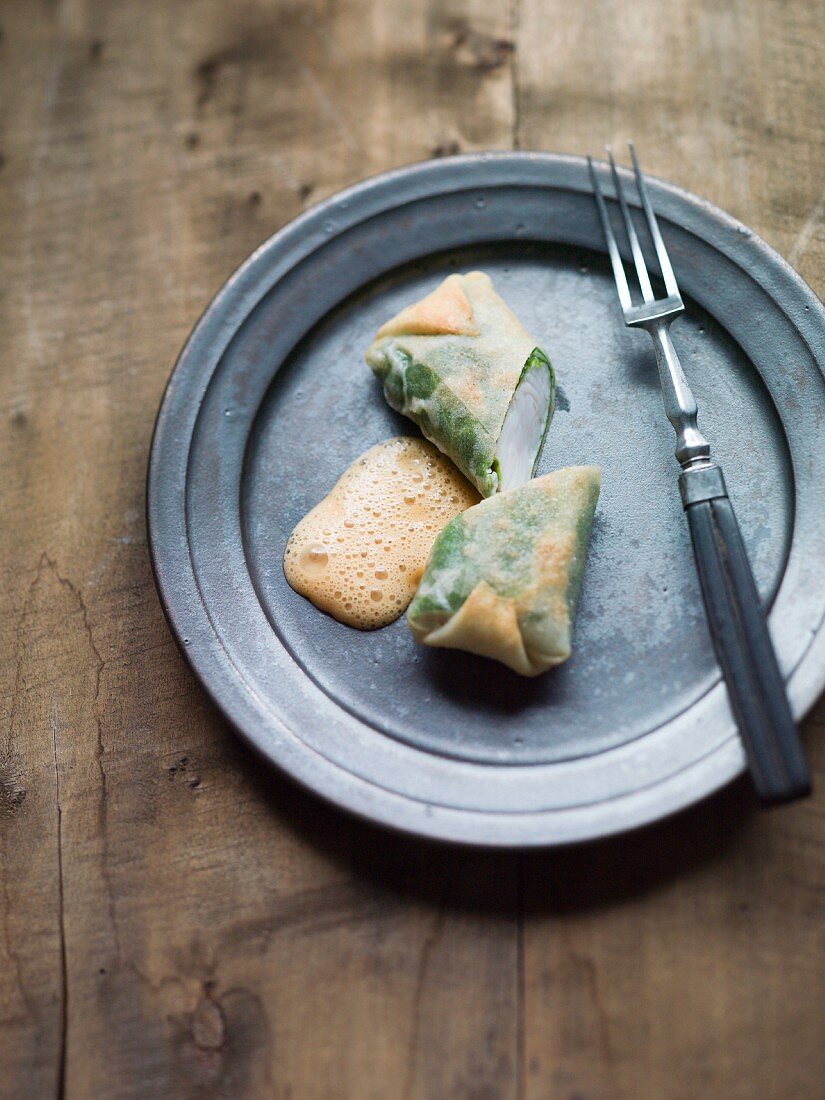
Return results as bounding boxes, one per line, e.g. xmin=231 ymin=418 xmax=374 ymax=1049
xmin=366 ymin=271 xmax=555 ymax=498
xmin=407 ymin=467 xmax=601 ymax=676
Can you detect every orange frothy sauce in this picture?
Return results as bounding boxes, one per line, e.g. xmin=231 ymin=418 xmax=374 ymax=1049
xmin=283 ymin=437 xmax=479 ymax=629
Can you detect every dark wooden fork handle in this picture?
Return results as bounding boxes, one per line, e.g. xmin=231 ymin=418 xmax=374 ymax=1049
xmin=681 ymin=466 xmax=811 ymax=803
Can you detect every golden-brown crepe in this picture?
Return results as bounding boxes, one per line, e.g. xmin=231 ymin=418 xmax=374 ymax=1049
xmin=407 ymin=466 xmax=600 ymax=675
xmin=366 ymin=272 xmax=555 ymax=498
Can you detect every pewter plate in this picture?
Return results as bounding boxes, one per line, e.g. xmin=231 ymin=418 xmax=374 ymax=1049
xmin=147 ymin=153 xmax=825 ymax=846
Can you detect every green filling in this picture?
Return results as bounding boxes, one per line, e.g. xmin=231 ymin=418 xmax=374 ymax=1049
xmin=408 ymin=469 xmax=601 ymax=628
xmin=369 ymin=343 xmax=554 ymax=497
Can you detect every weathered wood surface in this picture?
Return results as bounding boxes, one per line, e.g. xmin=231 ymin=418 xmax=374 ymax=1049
xmin=1 ymin=0 xmax=823 ymax=1096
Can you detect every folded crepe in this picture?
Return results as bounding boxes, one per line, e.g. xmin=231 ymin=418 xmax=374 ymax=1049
xmin=407 ymin=467 xmax=600 ymax=676
xmin=366 ymin=271 xmax=555 ymax=498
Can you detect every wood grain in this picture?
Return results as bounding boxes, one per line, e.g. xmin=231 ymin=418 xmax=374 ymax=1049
xmin=0 ymin=0 xmax=823 ymax=1096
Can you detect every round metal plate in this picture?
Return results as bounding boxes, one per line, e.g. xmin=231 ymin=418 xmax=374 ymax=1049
xmin=147 ymin=153 xmax=825 ymax=846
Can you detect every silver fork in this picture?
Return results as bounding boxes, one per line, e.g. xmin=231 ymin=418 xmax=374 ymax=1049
xmin=588 ymin=143 xmax=810 ymax=804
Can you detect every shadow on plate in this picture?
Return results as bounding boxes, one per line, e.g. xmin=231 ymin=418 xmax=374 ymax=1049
xmin=420 ymin=647 xmax=553 ymax=716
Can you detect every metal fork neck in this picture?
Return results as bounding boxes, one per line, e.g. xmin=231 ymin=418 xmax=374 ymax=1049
xmin=644 ymin=319 xmax=712 ymax=470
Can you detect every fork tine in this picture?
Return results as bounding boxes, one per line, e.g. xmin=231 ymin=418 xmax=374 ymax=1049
xmin=607 ymin=147 xmax=654 ymax=303
xmin=587 ymin=156 xmax=632 ymax=313
xmin=628 ymin=141 xmax=680 ymax=300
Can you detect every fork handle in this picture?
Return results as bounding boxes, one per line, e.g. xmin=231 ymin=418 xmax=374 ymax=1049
xmin=680 ymin=465 xmax=810 ymax=803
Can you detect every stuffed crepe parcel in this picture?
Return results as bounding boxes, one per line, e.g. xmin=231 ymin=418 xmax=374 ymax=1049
xmin=407 ymin=466 xmax=601 ymax=676
xmin=366 ymin=271 xmax=555 ymax=498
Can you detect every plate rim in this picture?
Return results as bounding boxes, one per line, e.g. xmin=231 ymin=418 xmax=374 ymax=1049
xmin=147 ymin=151 xmax=825 ymax=846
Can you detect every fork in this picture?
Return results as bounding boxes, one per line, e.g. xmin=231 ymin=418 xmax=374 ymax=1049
xmin=588 ymin=143 xmax=810 ymax=804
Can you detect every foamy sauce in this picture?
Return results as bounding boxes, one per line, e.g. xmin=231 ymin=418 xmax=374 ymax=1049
xmin=283 ymin=437 xmax=479 ymax=629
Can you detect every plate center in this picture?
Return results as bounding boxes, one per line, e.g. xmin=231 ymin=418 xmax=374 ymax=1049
xmin=242 ymin=245 xmax=792 ymax=765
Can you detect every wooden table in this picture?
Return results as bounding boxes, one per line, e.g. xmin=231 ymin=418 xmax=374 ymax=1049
xmin=2 ymin=1 xmax=824 ymax=1095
